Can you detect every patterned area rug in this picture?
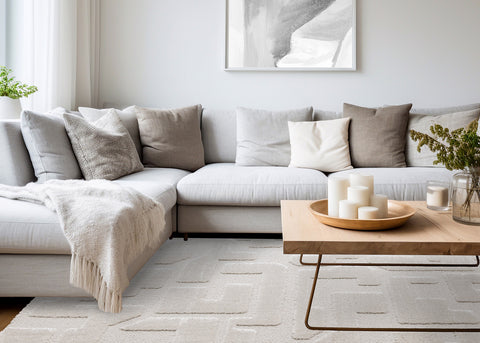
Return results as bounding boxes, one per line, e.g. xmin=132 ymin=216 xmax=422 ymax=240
xmin=2 ymin=238 xmax=480 ymax=342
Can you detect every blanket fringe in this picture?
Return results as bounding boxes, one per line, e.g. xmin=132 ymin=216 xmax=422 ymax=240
xmin=69 ymin=203 xmax=165 ymax=313
xmin=70 ymin=253 xmax=122 ymax=313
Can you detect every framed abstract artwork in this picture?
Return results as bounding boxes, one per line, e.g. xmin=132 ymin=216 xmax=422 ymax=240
xmin=225 ymin=0 xmax=356 ymax=71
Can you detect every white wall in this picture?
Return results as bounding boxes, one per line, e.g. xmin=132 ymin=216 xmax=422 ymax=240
xmin=99 ymin=0 xmax=480 ymax=111
xmin=0 ymin=0 xmax=5 ymax=65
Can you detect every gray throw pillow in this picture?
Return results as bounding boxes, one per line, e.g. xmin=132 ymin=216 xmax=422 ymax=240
xmin=64 ymin=110 xmax=143 ymax=180
xmin=343 ymin=103 xmax=412 ymax=168
xmin=78 ymin=106 xmax=142 ymax=159
xmin=21 ymin=110 xmax=83 ymax=182
xmin=135 ymin=104 xmax=205 ymax=171
xmin=235 ymin=106 xmax=313 ymax=166
xmin=406 ymin=108 xmax=480 ymax=167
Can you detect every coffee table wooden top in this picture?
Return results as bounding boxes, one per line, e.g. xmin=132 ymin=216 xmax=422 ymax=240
xmin=282 ymin=200 xmax=480 ymax=256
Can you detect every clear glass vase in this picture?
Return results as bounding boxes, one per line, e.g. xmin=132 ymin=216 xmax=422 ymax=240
xmin=452 ymin=169 xmax=480 ymax=225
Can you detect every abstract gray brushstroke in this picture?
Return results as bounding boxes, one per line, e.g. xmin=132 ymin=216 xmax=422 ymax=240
xmin=266 ymin=0 xmax=335 ymax=61
xmin=238 ymin=0 xmax=352 ymax=68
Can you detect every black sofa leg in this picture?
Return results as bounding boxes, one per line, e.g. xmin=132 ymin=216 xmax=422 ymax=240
xmin=183 ymin=233 xmax=188 ymax=241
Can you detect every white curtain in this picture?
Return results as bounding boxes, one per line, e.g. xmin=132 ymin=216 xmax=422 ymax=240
xmin=21 ymin=0 xmax=100 ymax=112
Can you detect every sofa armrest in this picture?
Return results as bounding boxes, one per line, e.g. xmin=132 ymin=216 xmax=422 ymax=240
xmin=0 ymin=120 xmax=35 ymax=185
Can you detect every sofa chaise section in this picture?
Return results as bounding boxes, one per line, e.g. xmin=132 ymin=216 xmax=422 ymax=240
xmin=0 ymin=120 xmax=187 ymax=297
xmin=0 ymin=168 xmax=185 ymax=297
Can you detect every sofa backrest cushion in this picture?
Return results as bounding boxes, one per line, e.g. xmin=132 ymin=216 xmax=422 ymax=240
xmin=201 ymin=109 xmax=237 ymax=163
xmin=0 ymin=120 xmax=35 ymax=186
xmin=313 ymin=109 xmax=342 ymax=121
xmin=235 ymin=106 xmax=314 ymax=166
xmin=410 ymin=103 xmax=480 ymax=115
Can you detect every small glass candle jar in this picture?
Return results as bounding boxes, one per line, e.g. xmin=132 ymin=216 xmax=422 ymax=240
xmin=426 ymin=180 xmax=450 ymax=211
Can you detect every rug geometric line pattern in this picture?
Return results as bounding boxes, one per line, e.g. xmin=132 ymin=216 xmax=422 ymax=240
xmin=2 ymin=238 xmax=480 ymax=342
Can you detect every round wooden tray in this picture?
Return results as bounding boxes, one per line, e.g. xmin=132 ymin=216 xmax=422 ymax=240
xmin=309 ymin=199 xmax=416 ymax=231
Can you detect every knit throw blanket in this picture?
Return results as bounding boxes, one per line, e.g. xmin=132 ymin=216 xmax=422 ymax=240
xmin=0 ymin=179 xmax=165 ymax=313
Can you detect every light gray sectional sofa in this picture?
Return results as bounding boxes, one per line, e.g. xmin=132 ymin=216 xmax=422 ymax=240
xmin=0 ymin=104 xmax=477 ymax=297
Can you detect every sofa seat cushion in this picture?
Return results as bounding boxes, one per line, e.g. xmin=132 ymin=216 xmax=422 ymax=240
xmin=177 ymin=163 xmax=328 ymax=206
xmin=331 ymin=167 xmax=456 ymax=201
xmin=0 ymin=168 xmax=186 ymax=254
xmin=115 ymin=167 xmax=190 ymax=187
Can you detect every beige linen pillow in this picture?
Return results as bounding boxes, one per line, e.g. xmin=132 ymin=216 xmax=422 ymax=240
xmin=135 ymin=104 xmax=205 ymax=171
xmin=78 ymin=106 xmax=142 ymax=158
xmin=63 ymin=110 xmax=143 ymax=180
xmin=235 ymin=106 xmax=313 ymax=166
xmin=406 ymin=108 xmax=480 ymax=167
xmin=288 ymin=118 xmax=352 ymax=172
xmin=343 ymin=103 xmax=412 ymax=168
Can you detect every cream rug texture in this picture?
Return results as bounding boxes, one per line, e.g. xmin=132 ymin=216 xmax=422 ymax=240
xmin=2 ymin=238 xmax=480 ymax=342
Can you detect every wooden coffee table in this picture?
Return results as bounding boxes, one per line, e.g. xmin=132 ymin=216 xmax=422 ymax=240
xmin=281 ymin=200 xmax=480 ymax=332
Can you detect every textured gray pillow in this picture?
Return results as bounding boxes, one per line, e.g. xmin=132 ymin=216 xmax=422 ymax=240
xmin=406 ymin=108 xmax=480 ymax=167
xmin=78 ymin=106 xmax=142 ymax=159
xmin=135 ymin=104 xmax=205 ymax=171
xmin=235 ymin=106 xmax=313 ymax=166
xmin=410 ymin=103 xmax=480 ymax=115
xmin=21 ymin=110 xmax=83 ymax=182
xmin=344 ymin=103 xmax=412 ymax=168
xmin=64 ymin=110 xmax=143 ymax=180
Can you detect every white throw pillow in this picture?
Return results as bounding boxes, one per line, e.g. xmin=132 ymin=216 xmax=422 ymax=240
xmin=235 ymin=106 xmax=313 ymax=166
xmin=288 ymin=118 xmax=353 ymax=172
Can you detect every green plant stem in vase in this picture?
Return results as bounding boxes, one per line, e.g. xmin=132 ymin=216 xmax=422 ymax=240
xmin=410 ymin=120 xmax=480 ymax=224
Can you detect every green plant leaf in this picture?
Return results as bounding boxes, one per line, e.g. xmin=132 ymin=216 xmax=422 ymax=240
xmin=0 ymin=66 xmax=38 ymax=99
xmin=410 ymin=119 xmax=480 ymax=171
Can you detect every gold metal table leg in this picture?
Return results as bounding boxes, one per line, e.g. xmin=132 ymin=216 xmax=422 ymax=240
xmin=304 ymin=254 xmax=480 ymax=332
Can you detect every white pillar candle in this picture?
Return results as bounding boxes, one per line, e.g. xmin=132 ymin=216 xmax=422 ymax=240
xmin=339 ymin=200 xmax=359 ymax=219
xmin=358 ymin=206 xmax=380 ymax=220
xmin=350 ymin=173 xmax=374 ymax=196
xmin=347 ymin=186 xmax=370 ymax=207
xmin=427 ymin=185 xmax=449 ymax=208
xmin=371 ymin=194 xmax=388 ymax=218
xmin=328 ymin=176 xmax=349 ymax=217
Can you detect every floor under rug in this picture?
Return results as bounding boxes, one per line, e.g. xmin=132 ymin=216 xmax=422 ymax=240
xmin=2 ymin=238 xmax=480 ymax=343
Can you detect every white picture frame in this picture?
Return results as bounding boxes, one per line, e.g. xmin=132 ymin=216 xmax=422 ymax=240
xmin=225 ymin=0 xmax=356 ymax=71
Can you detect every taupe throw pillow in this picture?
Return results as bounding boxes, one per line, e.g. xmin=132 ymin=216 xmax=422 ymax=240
xmin=343 ymin=103 xmax=412 ymax=167
xmin=135 ymin=104 xmax=205 ymax=171
xmin=406 ymin=108 xmax=480 ymax=167
xmin=235 ymin=106 xmax=313 ymax=166
xmin=21 ymin=110 xmax=83 ymax=182
xmin=64 ymin=110 xmax=143 ymax=180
